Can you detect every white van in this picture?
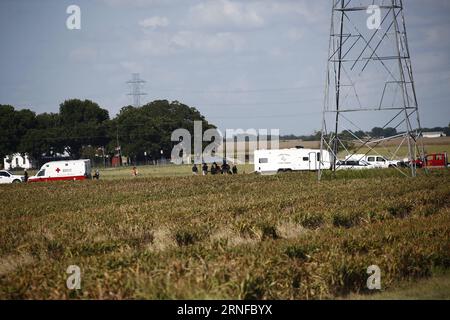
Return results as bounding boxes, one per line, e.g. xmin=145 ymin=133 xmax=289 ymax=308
xmin=28 ymin=160 xmax=92 ymax=182
xmin=254 ymin=148 xmax=331 ymax=174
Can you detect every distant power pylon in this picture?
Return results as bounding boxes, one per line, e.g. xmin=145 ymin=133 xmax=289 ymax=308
xmin=127 ymin=73 xmax=147 ymax=107
xmin=319 ymin=0 xmax=424 ymax=179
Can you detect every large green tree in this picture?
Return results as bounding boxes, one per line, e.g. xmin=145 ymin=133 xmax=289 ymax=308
xmin=112 ymin=100 xmax=214 ymax=160
xmin=0 ymin=105 xmax=36 ymax=166
xmin=19 ymin=112 xmax=62 ymax=162
xmin=58 ymin=99 xmax=110 ymax=159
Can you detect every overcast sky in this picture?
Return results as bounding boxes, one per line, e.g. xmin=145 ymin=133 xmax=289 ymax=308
xmin=0 ymin=0 xmax=449 ymax=135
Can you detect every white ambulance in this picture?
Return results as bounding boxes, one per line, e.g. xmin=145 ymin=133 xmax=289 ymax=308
xmin=254 ymin=148 xmax=332 ymax=174
xmin=28 ymin=160 xmax=92 ymax=182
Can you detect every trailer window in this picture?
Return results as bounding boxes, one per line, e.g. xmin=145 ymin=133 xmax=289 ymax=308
xmin=37 ymin=170 xmax=45 ymax=177
xmin=259 ymin=158 xmax=268 ymax=164
xmin=303 ymin=157 xmax=309 ymax=161
xmin=317 ymin=153 xmax=321 ymax=161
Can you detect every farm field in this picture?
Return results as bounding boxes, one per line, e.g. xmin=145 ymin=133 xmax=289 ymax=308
xmin=346 ymin=269 xmax=450 ymax=300
xmin=0 ymin=168 xmax=449 ymax=299
xmin=99 ymin=163 xmax=254 ymax=180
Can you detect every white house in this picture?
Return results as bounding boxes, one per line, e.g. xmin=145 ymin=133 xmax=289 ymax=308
xmin=422 ymin=131 xmax=446 ymax=138
xmin=3 ymin=153 xmax=33 ymax=170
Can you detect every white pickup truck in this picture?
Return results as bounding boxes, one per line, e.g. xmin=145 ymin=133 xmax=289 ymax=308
xmin=345 ymin=154 xmax=399 ymax=168
xmin=0 ymin=170 xmax=25 ymax=184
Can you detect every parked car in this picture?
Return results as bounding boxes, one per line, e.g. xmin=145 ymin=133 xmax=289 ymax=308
xmin=336 ymin=160 xmax=375 ymax=170
xmin=345 ymin=154 xmax=399 ymax=168
xmin=0 ymin=170 xmax=25 ymax=184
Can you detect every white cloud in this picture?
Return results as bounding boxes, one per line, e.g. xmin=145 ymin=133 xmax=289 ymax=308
xmin=186 ymin=0 xmax=265 ymax=29
xmin=171 ymin=31 xmax=244 ymax=53
xmin=134 ymin=30 xmax=245 ymax=56
xmin=139 ymin=16 xmax=169 ymax=29
xmin=99 ymin=0 xmax=168 ymax=7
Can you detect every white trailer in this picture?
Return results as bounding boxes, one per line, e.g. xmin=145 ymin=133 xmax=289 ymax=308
xmin=254 ymin=148 xmax=331 ymax=174
xmin=28 ymin=159 xmax=92 ymax=182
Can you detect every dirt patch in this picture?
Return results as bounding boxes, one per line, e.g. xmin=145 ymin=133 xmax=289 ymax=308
xmin=0 ymin=253 xmax=34 ymax=276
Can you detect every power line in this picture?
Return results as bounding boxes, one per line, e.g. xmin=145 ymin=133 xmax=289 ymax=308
xmin=150 ymin=84 xmax=324 ymax=94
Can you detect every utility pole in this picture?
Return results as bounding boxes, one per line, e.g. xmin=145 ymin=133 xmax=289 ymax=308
xmin=116 ymin=126 xmax=122 ymax=166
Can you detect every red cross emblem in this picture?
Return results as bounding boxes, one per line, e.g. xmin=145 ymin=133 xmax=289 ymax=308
xmin=56 ymin=167 xmax=61 ymax=173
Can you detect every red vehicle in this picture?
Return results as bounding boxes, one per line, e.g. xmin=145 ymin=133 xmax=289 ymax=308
xmin=424 ymin=153 xmax=448 ymax=168
xmin=408 ymin=153 xmax=448 ymax=169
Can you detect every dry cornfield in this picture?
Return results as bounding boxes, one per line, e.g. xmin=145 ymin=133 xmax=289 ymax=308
xmin=0 ymin=169 xmax=449 ymax=299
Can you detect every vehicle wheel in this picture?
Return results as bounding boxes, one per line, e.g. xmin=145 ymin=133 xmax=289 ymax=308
xmin=12 ymin=179 xmax=21 ymax=183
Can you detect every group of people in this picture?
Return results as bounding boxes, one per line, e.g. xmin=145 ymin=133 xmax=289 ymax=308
xmin=192 ymin=161 xmax=238 ymax=176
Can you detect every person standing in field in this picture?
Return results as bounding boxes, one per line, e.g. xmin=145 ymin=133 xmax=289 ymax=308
xmin=221 ymin=160 xmax=230 ymax=174
xmin=24 ymin=169 xmax=28 ymax=182
xmin=132 ymin=166 xmax=138 ymax=176
xmin=202 ymin=163 xmax=208 ymax=175
xmin=192 ymin=164 xmax=198 ymax=175
xmin=232 ymin=164 xmax=238 ymax=175
xmin=211 ymin=162 xmax=218 ymax=175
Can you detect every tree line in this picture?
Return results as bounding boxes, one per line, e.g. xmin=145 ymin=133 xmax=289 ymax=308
xmin=281 ymin=124 xmax=450 ymax=141
xmin=0 ymin=99 xmax=214 ymax=167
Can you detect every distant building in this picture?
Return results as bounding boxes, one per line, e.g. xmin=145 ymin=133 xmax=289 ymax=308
xmin=422 ymin=131 xmax=446 ymax=138
xmin=3 ymin=153 xmax=33 ymax=170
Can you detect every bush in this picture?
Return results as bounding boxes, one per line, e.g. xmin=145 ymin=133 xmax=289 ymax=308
xmin=332 ymin=212 xmax=361 ymax=228
xmin=295 ymin=212 xmax=324 ymax=229
xmin=173 ymin=226 xmax=207 ymax=246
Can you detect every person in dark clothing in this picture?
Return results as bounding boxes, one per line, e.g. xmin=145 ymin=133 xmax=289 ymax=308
xmin=192 ymin=164 xmax=198 ymax=175
xmin=211 ymin=162 xmax=218 ymax=175
xmin=232 ymin=164 xmax=238 ymax=175
xmin=24 ymin=169 xmax=28 ymax=182
xmin=93 ymin=169 xmax=100 ymax=180
xmin=202 ymin=163 xmax=208 ymax=175
xmin=221 ymin=161 xmax=229 ymax=174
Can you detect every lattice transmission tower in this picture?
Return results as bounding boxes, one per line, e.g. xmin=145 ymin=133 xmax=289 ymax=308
xmin=127 ymin=73 xmax=147 ymax=107
xmin=319 ymin=0 xmax=425 ymax=179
